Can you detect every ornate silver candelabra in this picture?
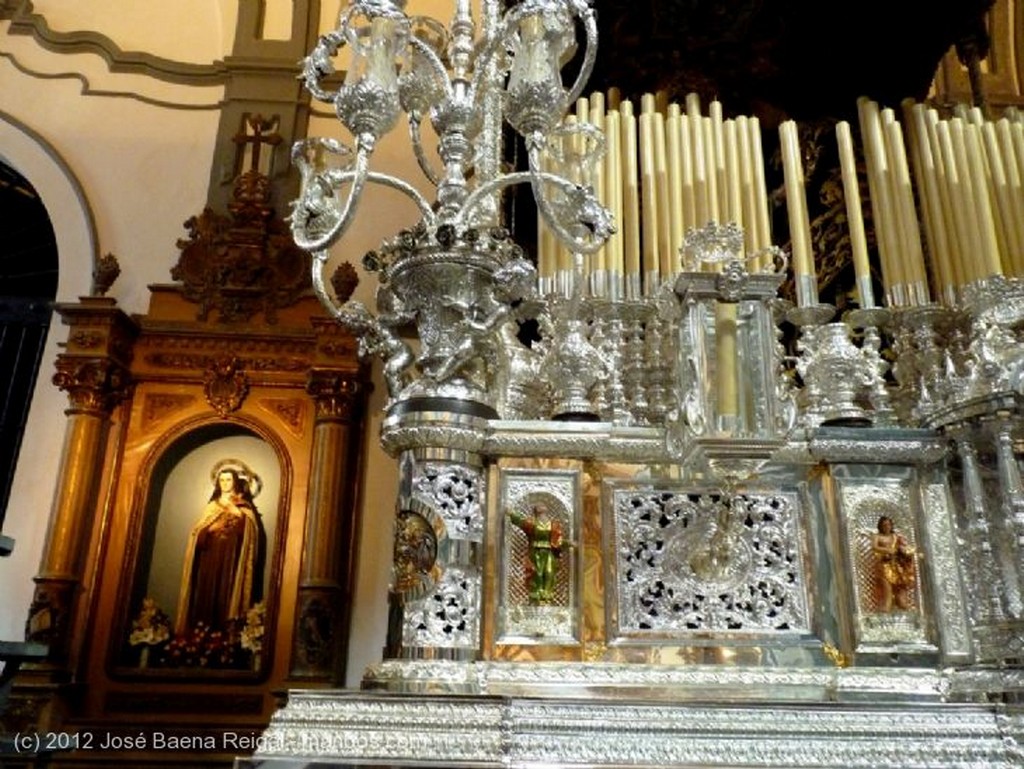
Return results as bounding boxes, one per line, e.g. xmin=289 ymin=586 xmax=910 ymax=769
xmin=291 ymin=0 xmax=613 ymax=415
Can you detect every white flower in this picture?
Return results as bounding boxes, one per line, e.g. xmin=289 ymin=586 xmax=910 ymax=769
xmin=240 ymin=601 xmax=266 ymax=653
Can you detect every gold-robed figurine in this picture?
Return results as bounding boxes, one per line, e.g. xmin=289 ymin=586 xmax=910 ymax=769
xmin=508 ymin=503 xmax=564 ymax=605
xmin=871 ymin=515 xmax=916 ymax=613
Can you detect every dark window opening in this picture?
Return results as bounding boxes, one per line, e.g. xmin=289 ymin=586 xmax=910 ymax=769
xmin=0 ymin=161 xmax=59 ymax=533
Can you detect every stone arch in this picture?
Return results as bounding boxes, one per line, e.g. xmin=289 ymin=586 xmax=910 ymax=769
xmin=0 ymin=110 xmax=97 ymax=643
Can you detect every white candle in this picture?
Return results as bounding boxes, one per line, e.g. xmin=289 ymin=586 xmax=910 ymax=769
xmin=606 ymin=109 xmax=625 ymax=290
xmin=835 ymin=121 xmax=875 ymax=307
xmin=886 ymin=120 xmax=929 ymax=303
xmin=906 ymin=102 xmax=954 ymax=300
xmin=621 ymin=100 xmax=641 ymax=295
xmin=749 ymin=117 xmax=771 ymax=256
xmin=724 ymin=119 xmax=742 ymax=230
xmin=654 ymin=110 xmax=673 ymax=279
xmin=997 ymin=118 xmax=1024 ymax=276
xmin=679 ymin=113 xmax=696 ymax=236
xmin=879 ymin=108 xmax=909 ymax=294
xmin=935 ymin=118 xmax=972 ymax=286
xmin=737 ymin=115 xmax=757 ymax=258
xmin=964 ymin=122 xmax=1003 ymax=278
xmin=857 ymin=98 xmax=899 ymax=303
xmin=710 ymin=100 xmax=728 ymax=224
xmin=703 ymin=116 xmax=720 ymax=223
xmin=639 ymin=105 xmax=661 ymax=291
xmin=716 ymin=302 xmax=739 ymax=423
xmin=982 ymin=121 xmax=1022 ymax=273
xmin=590 ymin=92 xmax=607 ymax=286
xmin=687 ymin=93 xmax=708 ymax=227
xmin=949 ymin=118 xmax=984 ymax=284
xmin=779 ymin=120 xmax=816 ymax=305
xmin=666 ymin=104 xmax=685 ymax=275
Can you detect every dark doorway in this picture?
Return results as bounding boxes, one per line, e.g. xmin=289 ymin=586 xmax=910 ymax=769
xmin=0 ymin=161 xmax=59 ymax=534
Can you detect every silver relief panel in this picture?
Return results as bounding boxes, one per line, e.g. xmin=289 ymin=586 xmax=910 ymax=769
xmin=498 ymin=469 xmax=580 ymax=644
xmin=835 ymin=477 xmax=932 ymax=650
xmin=920 ymin=483 xmax=971 ymax=660
xmin=608 ymin=486 xmax=811 ymax=638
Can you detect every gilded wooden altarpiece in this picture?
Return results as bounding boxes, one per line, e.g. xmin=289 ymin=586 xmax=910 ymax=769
xmin=7 ymin=172 xmax=370 ymax=767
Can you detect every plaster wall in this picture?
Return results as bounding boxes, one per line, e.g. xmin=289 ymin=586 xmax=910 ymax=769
xmin=0 ymin=1 xmax=463 ymax=687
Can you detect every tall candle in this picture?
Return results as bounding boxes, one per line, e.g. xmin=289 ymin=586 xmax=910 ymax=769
xmin=907 ymin=103 xmax=954 ymax=300
xmin=710 ymin=100 xmax=728 ymax=223
xmin=590 ymin=91 xmax=607 ymax=285
xmin=1011 ymin=121 xmax=1024 ymax=184
xmin=621 ymin=100 xmax=642 ymax=296
xmin=982 ymin=121 xmax=1022 ymax=272
xmin=964 ymin=122 xmax=1004 ymax=278
xmin=639 ymin=103 xmax=661 ymax=291
xmin=936 ymin=118 xmax=974 ymax=286
xmin=779 ymin=120 xmax=816 ymax=305
xmin=703 ymin=117 xmax=720 ymax=223
xmin=997 ymin=118 xmax=1024 ymax=276
xmin=724 ymin=119 xmax=742 ymax=230
xmin=749 ymin=117 xmax=771 ymax=256
xmin=687 ymin=93 xmax=708 ymax=227
xmin=857 ymin=98 xmax=898 ymax=303
xmin=879 ymin=108 xmax=909 ymax=295
xmin=666 ymin=104 xmax=685 ymax=275
xmin=886 ymin=120 xmax=929 ymax=303
xmin=654 ymin=110 xmax=673 ymax=279
xmin=949 ymin=118 xmax=984 ymax=284
xmin=555 ymin=116 xmax=580 ymax=287
xmin=715 ymin=302 xmax=739 ymax=424
xmin=737 ymin=116 xmax=757 ymax=258
xmin=835 ymin=121 xmax=876 ymax=307
xmin=537 ymin=145 xmax=553 ymax=282
xmin=606 ymin=109 xmax=625 ymax=291
xmin=679 ymin=113 xmax=697 ymax=237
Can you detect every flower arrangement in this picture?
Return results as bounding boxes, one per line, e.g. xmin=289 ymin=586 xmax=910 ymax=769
xmin=240 ymin=601 xmax=266 ymax=655
xmin=128 ymin=598 xmax=171 ymax=647
xmin=160 ymin=621 xmax=242 ymax=668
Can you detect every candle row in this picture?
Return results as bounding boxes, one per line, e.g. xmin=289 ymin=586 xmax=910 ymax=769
xmin=536 ymin=90 xmax=774 ymax=299
xmin=850 ymin=98 xmax=1024 ymax=308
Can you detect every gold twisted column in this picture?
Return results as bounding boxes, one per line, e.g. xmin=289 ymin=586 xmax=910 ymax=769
xmin=26 ymin=297 xmax=135 ymax=668
xmin=290 ymin=343 xmax=368 ymax=682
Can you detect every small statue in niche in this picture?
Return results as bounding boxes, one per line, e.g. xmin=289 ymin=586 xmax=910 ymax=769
xmin=508 ymin=503 xmax=564 ymax=605
xmin=871 ymin=515 xmax=916 ymax=612
xmin=176 ymin=463 xmax=266 ymax=636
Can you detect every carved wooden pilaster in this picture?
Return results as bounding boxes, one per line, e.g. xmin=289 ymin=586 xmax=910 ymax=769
xmin=290 ymin=365 xmax=368 ymax=682
xmin=27 ymin=297 xmax=136 ymax=665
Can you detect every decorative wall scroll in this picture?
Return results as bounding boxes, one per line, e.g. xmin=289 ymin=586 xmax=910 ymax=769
xmin=498 ymin=469 xmax=580 ymax=644
xmin=607 ymin=486 xmax=811 ymax=639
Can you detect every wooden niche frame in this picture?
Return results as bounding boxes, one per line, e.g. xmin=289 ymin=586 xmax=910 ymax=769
xmin=109 ymin=417 xmax=291 ymax=682
xmin=37 ymin=278 xmax=369 ymax=747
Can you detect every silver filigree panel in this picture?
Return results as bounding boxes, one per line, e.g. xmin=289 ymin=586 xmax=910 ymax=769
xmin=498 ymin=469 xmax=580 ymax=643
xmin=402 ymin=565 xmax=480 ymax=649
xmin=413 ymin=462 xmax=484 ymax=541
xmin=609 ymin=488 xmax=811 ymax=636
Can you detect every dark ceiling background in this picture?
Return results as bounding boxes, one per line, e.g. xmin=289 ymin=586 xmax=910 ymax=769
xmin=587 ymin=0 xmax=995 ymax=125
